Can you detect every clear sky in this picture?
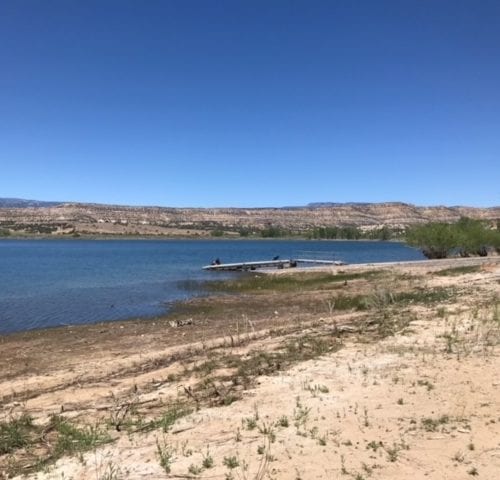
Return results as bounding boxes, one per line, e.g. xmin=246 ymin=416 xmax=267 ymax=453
xmin=1 ymin=0 xmax=499 ymax=208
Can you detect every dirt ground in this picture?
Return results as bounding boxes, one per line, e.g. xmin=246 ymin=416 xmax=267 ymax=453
xmin=1 ymin=257 xmax=499 ymax=480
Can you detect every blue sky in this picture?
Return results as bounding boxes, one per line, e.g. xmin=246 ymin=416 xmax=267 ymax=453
xmin=1 ymin=0 xmax=499 ymax=207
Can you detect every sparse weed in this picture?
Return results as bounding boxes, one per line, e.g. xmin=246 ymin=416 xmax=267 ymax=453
xmin=293 ymin=399 xmax=311 ymax=429
xmin=366 ymin=440 xmax=382 ymax=452
xmin=223 ymin=455 xmax=239 ymax=469
xmin=188 ymin=463 xmax=202 ymax=475
xmin=385 ymin=444 xmax=400 ymax=462
xmin=417 ymin=379 xmax=435 ymax=392
xmin=156 ymin=438 xmax=174 ymax=473
xmin=277 ymin=415 xmax=289 ymax=428
xmin=202 ymin=449 xmax=214 ymax=469
xmin=244 ymin=416 xmax=257 ymax=430
xmin=340 ymin=454 xmax=348 ymax=474
xmin=435 ymin=266 xmax=480 ymax=277
xmin=0 ymin=413 xmax=34 ymax=455
xmin=421 ymin=415 xmax=450 ymax=432
xmin=98 ymin=461 xmax=121 ymax=480
xmin=50 ymin=415 xmax=110 ymax=459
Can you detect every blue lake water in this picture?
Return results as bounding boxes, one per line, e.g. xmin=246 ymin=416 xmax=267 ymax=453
xmin=0 ymin=239 xmax=424 ymax=334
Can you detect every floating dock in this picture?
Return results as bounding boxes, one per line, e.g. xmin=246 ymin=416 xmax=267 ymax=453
xmin=202 ymin=259 xmax=346 ymax=272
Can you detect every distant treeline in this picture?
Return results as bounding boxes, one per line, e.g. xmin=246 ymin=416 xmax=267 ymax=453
xmin=306 ymin=225 xmax=398 ymax=240
xmin=211 ymin=220 xmax=500 ymax=255
xmin=210 ymin=225 xmax=403 ymax=240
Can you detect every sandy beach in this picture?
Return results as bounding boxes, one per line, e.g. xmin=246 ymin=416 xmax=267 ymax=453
xmin=1 ymin=256 xmax=499 ymax=479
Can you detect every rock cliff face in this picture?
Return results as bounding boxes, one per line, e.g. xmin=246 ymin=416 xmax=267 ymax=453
xmin=0 ymin=202 xmax=498 ymax=236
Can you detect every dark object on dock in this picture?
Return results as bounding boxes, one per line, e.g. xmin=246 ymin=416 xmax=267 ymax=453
xmin=211 ymin=258 xmax=221 ymax=265
xmin=273 ymin=255 xmax=280 ymax=260
xmin=202 ymin=258 xmax=346 ymax=272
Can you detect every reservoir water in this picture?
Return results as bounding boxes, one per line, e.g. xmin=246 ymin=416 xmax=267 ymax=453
xmin=0 ymin=239 xmax=424 ymax=334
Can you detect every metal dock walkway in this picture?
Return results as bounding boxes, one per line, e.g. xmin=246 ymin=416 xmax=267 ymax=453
xmin=202 ymin=258 xmax=346 ymax=271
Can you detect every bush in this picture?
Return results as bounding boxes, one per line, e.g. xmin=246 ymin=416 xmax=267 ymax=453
xmin=210 ymin=229 xmax=224 ymax=237
xmin=405 ymin=218 xmax=500 ymax=259
xmin=405 ymin=223 xmax=458 ymax=258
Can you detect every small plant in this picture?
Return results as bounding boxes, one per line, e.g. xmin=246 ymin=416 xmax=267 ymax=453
xmin=468 ymin=467 xmax=479 ymax=476
xmin=98 ymin=461 xmax=121 ymax=480
xmin=244 ymin=416 xmax=257 ymax=430
xmin=361 ymin=463 xmax=373 ymax=475
xmin=258 ymin=422 xmax=276 ymax=443
xmin=181 ymin=440 xmax=193 ymax=457
xmin=277 ymin=415 xmax=289 ymax=428
xmin=156 ymin=438 xmax=174 ymax=473
xmin=50 ymin=415 xmax=110 ymax=458
xmin=305 ymin=383 xmax=330 ymax=396
xmin=467 ymin=442 xmax=475 ymax=451
xmin=293 ymin=399 xmax=311 ymax=429
xmin=363 ymin=407 xmax=370 ymax=427
xmin=386 ymin=444 xmax=400 ymax=462
xmin=417 ymin=379 xmax=435 ymax=392
xmin=0 ymin=413 xmax=35 ymax=454
xmin=421 ymin=415 xmax=450 ymax=432
xmin=188 ymin=464 xmax=202 ymax=475
xmin=146 ymin=404 xmax=192 ymax=433
xmin=366 ymin=440 xmax=382 ymax=452
xmin=397 ymin=398 xmax=404 ymax=405
xmin=340 ymin=454 xmax=348 ymax=475
xmin=202 ymin=449 xmax=214 ymax=469
xmin=257 ymin=444 xmax=266 ymax=455
xmin=223 ymin=455 xmax=239 ymax=469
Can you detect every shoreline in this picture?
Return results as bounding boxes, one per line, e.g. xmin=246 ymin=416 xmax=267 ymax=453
xmin=1 ymin=255 xmax=498 ymax=341
xmin=0 ymin=256 xmax=499 ymax=478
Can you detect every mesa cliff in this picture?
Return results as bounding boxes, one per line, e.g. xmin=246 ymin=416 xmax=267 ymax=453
xmin=0 ymin=201 xmax=498 ymax=236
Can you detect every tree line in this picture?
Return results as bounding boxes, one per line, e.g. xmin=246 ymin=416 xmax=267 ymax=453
xmin=405 ymin=218 xmax=500 ymax=259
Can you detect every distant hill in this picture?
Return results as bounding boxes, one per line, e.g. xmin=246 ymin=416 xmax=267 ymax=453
xmin=0 ymin=198 xmax=63 ymax=208
xmin=0 ymin=199 xmax=498 ymax=237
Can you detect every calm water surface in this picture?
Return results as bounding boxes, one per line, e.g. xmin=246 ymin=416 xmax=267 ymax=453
xmin=0 ymin=239 xmax=424 ymax=334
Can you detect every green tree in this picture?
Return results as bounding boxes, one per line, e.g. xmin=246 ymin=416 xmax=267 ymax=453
xmin=405 ymin=223 xmax=459 ymax=259
xmin=455 ymin=217 xmax=490 ymax=257
xmin=406 ymin=218 xmax=500 ymax=259
xmin=260 ymin=226 xmax=288 ymax=238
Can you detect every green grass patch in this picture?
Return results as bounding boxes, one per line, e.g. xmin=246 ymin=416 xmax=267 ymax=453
xmin=135 ymin=403 xmax=192 ymax=433
xmin=393 ymin=287 xmax=453 ymax=305
xmin=223 ymin=333 xmax=342 ymax=389
xmin=206 ymin=270 xmax=385 ymax=294
xmin=0 ymin=414 xmax=35 ymax=454
xmin=49 ymin=415 xmax=111 ymax=458
xmin=435 ymin=266 xmax=480 ymax=276
xmin=1 ymin=414 xmax=113 ymax=478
